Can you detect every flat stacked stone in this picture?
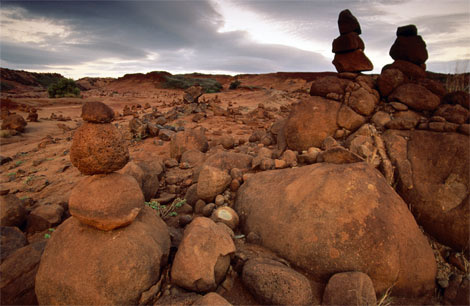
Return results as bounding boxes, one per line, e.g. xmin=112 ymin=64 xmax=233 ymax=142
xmin=332 ymin=9 xmax=373 ymax=72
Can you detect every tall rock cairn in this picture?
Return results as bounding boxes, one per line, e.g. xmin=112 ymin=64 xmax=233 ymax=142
xmin=332 ymin=9 xmax=373 ymax=73
xmin=35 ymin=102 xmax=170 ymax=305
xmin=390 ymin=24 xmax=428 ymax=69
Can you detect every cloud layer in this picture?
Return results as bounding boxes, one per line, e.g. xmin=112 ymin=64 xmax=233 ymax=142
xmin=1 ymin=0 xmax=468 ymax=78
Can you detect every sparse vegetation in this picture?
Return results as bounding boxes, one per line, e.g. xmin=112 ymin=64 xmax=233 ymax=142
xmin=44 ymin=228 xmax=55 ymax=239
xmin=163 ymin=75 xmax=222 ymax=93
xmin=377 ymin=287 xmax=394 ymax=306
xmin=47 ymin=78 xmax=81 ymax=98
xmin=444 ymin=60 xmax=469 ymax=92
xmin=229 ymin=80 xmax=241 ymax=90
xmin=145 ymin=198 xmax=186 ymax=218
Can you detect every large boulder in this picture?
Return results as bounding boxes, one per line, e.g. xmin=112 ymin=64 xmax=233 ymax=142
xmin=285 ymin=97 xmax=340 ymax=151
xmin=332 ymin=50 xmax=373 ymax=73
xmin=389 ymin=83 xmax=440 ymax=111
xmin=309 ymin=76 xmax=352 ymax=98
xmin=377 ymin=68 xmax=405 ymax=97
xmin=119 ymin=160 xmax=160 ymax=201
xmin=171 ymin=217 xmax=235 ymax=292
xmin=203 ymin=152 xmax=253 ymax=172
xmin=69 ymin=173 xmax=143 ymax=231
xmin=235 ymin=163 xmax=436 ymax=296
xmin=242 ymin=258 xmax=313 ymax=305
xmin=1 ymin=114 xmax=27 ymax=132
xmin=170 ymin=128 xmax=208 ymax=161
xmin=0 ymin=194 xmax=26 ymax=227
xmin=35 ymin=207 xmax=170 ymax=305
xmin=70 ymin=123 xmax=129 ymax=175
xmin=383 ymin=130 xmax=470 ymax=251
xmin=1 ymin=241 xmax=46 ymax=305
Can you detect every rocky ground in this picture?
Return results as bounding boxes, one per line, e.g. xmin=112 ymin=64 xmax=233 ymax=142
xmin=1 ymin=62 xmax=469 ymax=305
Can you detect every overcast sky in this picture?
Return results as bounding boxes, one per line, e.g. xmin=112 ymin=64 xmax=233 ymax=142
xmin=1 ymin=0 xmax=469 ymax=79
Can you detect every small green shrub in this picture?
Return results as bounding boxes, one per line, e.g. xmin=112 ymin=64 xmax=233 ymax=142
xmin=145 ymin=198 xmax=186 ymax=219
xmin=163 ymin=75 xmax=222 ymax=93
xmin=47 ymin=78 xmax=80 ymax=98
xmin=229 ymin=80 xmax=241 ymax=90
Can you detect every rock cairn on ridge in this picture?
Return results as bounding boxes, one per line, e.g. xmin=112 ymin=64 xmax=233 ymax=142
xmin=332 ymin=9 xmax=373 ymax=72
xmin=35 ymin=101 xmax=171 ymax=305
xmin=390 ymin=25 xmax=428 ymax=67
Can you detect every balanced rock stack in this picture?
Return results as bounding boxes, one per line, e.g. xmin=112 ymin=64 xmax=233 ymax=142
xmin=390 ymin=25 xmax=428 ymax=69
xmin=35 ymin=102 xmax=170 ymax=305
xmin=332 ymin=9 xmax=373 ymax=73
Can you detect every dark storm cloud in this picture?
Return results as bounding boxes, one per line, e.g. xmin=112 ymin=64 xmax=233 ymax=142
xmin=0 ymin=0 xmax=333 ymax=76
xmin=0 ymin=0 xmax=467 ymax=77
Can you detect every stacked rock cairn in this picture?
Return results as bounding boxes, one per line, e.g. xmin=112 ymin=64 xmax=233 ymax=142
xmin=389 ymin=24 xmax=428 ymax=69
xmin=332 ymin=9 xmax=373 ymax=73
xmin=35 ymin=102 xmax=170 ymax=305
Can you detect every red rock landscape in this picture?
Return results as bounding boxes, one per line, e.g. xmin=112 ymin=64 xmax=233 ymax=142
xmin=1 ymin=9 xmax=469 ymax=306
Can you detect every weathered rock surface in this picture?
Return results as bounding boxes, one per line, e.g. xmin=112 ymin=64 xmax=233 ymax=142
xmin=242 ymin=258 xmax=313 ymax=305
xmin=170 ymin=128 xmax=208 ymax=161
xmin=1 ymin=241 xmax=46 ymax=305
xmin=81 ymin=101 xmax=114 ymax=123
xmin=26 ymin=203 xmax=64 ymax=233
xmin=1 ymin=114 xmax=27 ymax=132
xmin=197 ymin=166 xmax=231 ymax=202
xmin=0 ymin=194 xmax=26 ymax=227
xmin=69 ymin=173 xmax=144 ymax=231
xmin=70 ymin=122 xmax=129 ymax=175
xmin=35 ymin=207 xmax=170 ymax=305
xmin=119 ymin=160 xmax=160 ymax=201
xmin=171 ymin=217 xmax=235 ymax=292
xmin=322 ymin=272 xmax=377 ymax=305
xmin=193 ymin=292 xmax=232 ymax=305
xmin=235 ymin=163 xmax=436 ymax=296
xmin=285 ymin=96 xmax=340 ymax=151
xmin=389 ymin=83 xmax=440 ymax=111
xmin=0 ymin=226 xmax=27 ymax=262
xmin=383 ymin=130 xmax=469 ymax=251
xmin=333 ymin=50 xmax=373 ymax=72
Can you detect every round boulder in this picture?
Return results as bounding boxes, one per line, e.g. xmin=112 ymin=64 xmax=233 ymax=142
xmin=35 ymin=207 xmax=170 ymax=305
xmin=1 ymin=114 xmax=27 ymax=132
xmin=0 ymin=194 xmax=26 ymax=227
xmin=81 ymin=101 xmax=114 ymax=123
xmin=70 ymin=122 xmax=129 ymax=175
xmin=322 ymin=272 xmax=377 ymax=305
xmin=235 ymin=162 xmax=436 ymax=297
xmin=69 ymin=173 xmax=144 ymax=231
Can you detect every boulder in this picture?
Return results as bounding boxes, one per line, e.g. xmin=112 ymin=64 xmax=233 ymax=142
xmin=337 ymin=104 xmax=366 ymax=131
xmin=170 ymin=128 xmax=208 ymax=161
xmin=285 ymin=96 xmax=340 ymax=151
xmin=26 ymin=204 xmax=64 ymax=233
xmin=81 ymin=101 xmax=114 ymax=123
xmin=377 ymin=68 xmax=405 ymax=97
xmin=322 ymin=272 xmax=377 ymax=305
xmin=396 ymin=24 xmax=418 ymax=36
xmin=1 ymin=114 xmax=27 ymax=132
xmin=35 ymin=207 xmax=170 ymax=305
xmin=69 ymin=173 xmax=144 ymax=231
xmin=235 ymin=163 xmax=436 ymax=296
xmin=203 ymin=152 xmax=253 ymax=172
xmin=171 ymin=217 xmax=235 ymax=292
xmin=332 ymin=32 xmax=365 ymax=53
xmin=309 ymin=75 xmax=352 ymax=98
xmin=119 ymin=160 xmax=160 ymax=201
xmin=383 ymin=130 xmax=470 ymax=251
xmin=434 ymin=104 xmax=469 ymax=124
xmin=0 ymin=226 xmax=27 ymax=262
xmin=347 ymin=87 xmax=378 ymax=116
xmin=0 ymin=194 xmax=26 ymax=227
xmin=197 ymin=166 xmax=231 ymax=202
xmin=242 ymin=258 xmax=313 ymax=305
xmin=70 ymin=122 xmax=129 ymax=175
xmin=390 ymin=35 xmax=428 ymax=65
xmin=0 ymin=241 xmax=46 ymax=305
xmin=389 ymin=83 xmax=440 ymax=111
xmin=385 ymin=60 xmax=426 ymax=80
xmin=338 ymin=9 xmax=361 ymax=34
xmin=442 ymin=91 xmax=469 ymax=109
xmin=333 ymin=50 xmax=373 ymax=73
xmin=317 ymin=146 xmax=363 ymax=164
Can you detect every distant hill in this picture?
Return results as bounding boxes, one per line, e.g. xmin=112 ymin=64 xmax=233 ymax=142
xmin=0 ymin=67 xmax=66 ymax=92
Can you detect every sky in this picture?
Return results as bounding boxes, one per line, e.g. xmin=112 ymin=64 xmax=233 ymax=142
xmin=0 ymin=0 xmax=469 ymax=79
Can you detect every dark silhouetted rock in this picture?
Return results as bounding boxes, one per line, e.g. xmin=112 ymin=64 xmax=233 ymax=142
xmin=396 ymin=24 xmax=418 ymax=36
xmin=332 ymin=32 xmax=365 ymax=53
xmin=390 ymin=35 xmax=428 ymax=65
xmin=338 ymin=9 xmax=361 ymax=34
xmin=333 ymin=49 xmax=373 ymax=72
